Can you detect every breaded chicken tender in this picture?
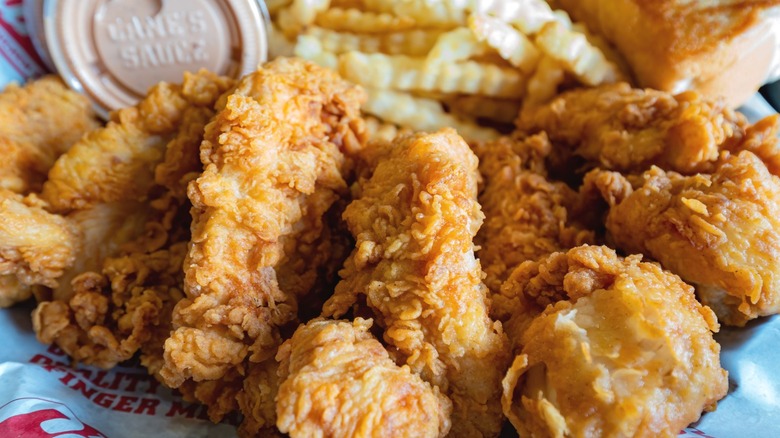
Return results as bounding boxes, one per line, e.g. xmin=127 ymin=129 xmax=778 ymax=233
xmin=0 ymin=190 xmax=77 ymax=307
xmin=324 ymin=129 xmax=510 ymax=438
xmin=237 ymin=361 xmax=282 ymax=437
xmin=276 ymin=318 xmax=451 ymax=438
xmin=587 ymin=151 xmax=780 ymax=326
xmin=161 ymin=58 xmax=366 ymax=389
xmin=32 ymin=194 xmax=189 ymax=370
xmin=0 ymin=76 xmax=100 ymax=194
xmin=515 ymin=83 xmax=780 ymax=176
xmin=501 ymin=245 xmax=728 ymax=438
xmin=29 ymin=70 xmax=235 ymax=308
xmin=32 ymin=70 xmax=235 ymax=371
xmin=41 ymin=71 xmax=234 ymax=213
xmin=472 ymin=134 xmax=595 ymax=322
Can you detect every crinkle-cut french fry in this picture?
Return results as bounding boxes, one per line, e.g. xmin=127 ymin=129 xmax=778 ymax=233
xmin=410 ymin=90 xmax=453 ymax=101
xmin=523 ymin=56 xmax=565 ymax=108
xmin=294 ymin=35 xmax=339 ymax=70
xmin=266 ymin=0 xmax=292 ymax=15
xmin=364 ymin=88 xmax=500 ymax=142
xmin=363 ymin=88 xmax=500 ymax=142
xmin=534 ymin=21 xmax=625 ymax=86
xmin=314 ymin=8 xmax=416 ymax=33
xmin=468 ymin=14 xmax=540 ymax=74
xmin=331 ymin=0 xmax=364 ymax=8
xmin=552 ymin=9 xmax=573 ymax=28
xmin=571 ymin=22 xmax=631 ymax=78
xmin=269 ymin=23 xmax=296 ymax=58
xmin=276 ymin=0 xmax=331 ymax=37
xmin=426 ymin=27 xmax=489 ymax=65
xmin=306 ymin=26 xmax=442 ymax=56
xmin=460 ymin=0 xmax=566 ymax=34
xmin=362 ymin=0 xmax=395 ymax=13
xmin=364 ymin=116 xmax=406 ymax=142
xmin=391 ymin=0 xmax=467 ymax=28
xmin=446 ymin=95 xmax=521 ymax=124
xmin=339 ymin=52 xmax=527 ymax=98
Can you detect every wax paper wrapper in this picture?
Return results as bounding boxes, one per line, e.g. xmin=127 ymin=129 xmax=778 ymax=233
xmin=0 ymin=0 xmax=47 ymax=86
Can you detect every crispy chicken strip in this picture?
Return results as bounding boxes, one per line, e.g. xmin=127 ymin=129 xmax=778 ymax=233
xmin=161 ymin=58 xmax=366 ymax=388
xmin=323 ymin=129 xmax=510 ymax=438
xmin=472 ymin=134 xmax=595 ymax=322
xmin=276 ymin=318 xmax=451 ymax=438
xmin=586 ymin=151 xmax=780 ymax=326
xmin=515 ymin=83 xmax=780 ymax=176
xmin=42 ymin=202 xmax=151 ymax=303
xmin=34 ymin=71 xmax=235 ymax=306
xmin=41 ymin=71 xmax=234 ymax=213
xmin=0 ymin=190 xmax=77 ymax=307
xmin=32 ymin=194 xmax=189 ymax=370
xmin=0 ymin=76 xmax=100 ymax=194
xmin=32 ymin=71 xmax=235 ymax=369
xmin=237 ymin=361 xmax=282 ymax=438
xmin=501 ymin=245 xmax=728 ymax=438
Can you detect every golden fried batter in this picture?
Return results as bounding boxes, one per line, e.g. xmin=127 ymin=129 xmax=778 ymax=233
xmin=589 ymin=151 xmax=780 ymax=326
xmin=276 ymin=318 xmax=451 ymax=438
xmin=0 ymin=76 xmax=100 ymax=194
xmin=324 ymin=130 xmax=510 ymax=437
xmin=472 ymin=134 xmax=595 ymax=322
xmin=502 ymin=245 xmax=727 ymax=438
xmin=32 ymin=71 xmax=235 ymax=371
xmin=516 ymin=83 xmax=757 ymax=175
xmin=0 ymin=190 xmax=77 ymax=307
xmin=41 ymin=71 xmax=234 ymax=213
xmin=161 ymin=58 xmax=366 ymax=389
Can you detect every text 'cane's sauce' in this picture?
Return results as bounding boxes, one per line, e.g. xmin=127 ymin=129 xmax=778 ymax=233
xmin=41 ymin=0 xmax=268 ymax=117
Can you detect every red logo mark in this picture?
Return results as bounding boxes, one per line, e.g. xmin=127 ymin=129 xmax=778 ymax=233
xmin=0 ymin=398 xmax=106 ymax=438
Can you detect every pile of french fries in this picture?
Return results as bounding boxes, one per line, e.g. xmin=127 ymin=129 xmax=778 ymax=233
xmin=267 ymin=0 xmax=629 ymax=142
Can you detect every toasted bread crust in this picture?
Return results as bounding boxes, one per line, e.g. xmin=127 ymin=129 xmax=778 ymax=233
xmin=557 ymin=0 xmax=780 ymax=106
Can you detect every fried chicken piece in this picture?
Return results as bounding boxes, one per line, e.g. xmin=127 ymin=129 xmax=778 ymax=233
xmin=723 ymin=113 xmax=780 ymax=176
xmin=276 ymin=318 xmax=451 ymax=438
xmin=32 ymin=195 xmax=189 ymax=369
xmin=323 ymin=130 xmax=510 ymax=438
xmin=33 ymin=70 xmax=234 ymax=303
xmin=160 ymin=58 xmax=366 ymax=389
xmin=0 ymin=190 xmax=77 ymax=307
xmin=0 ymin=76 xmax=100 ymax=194
xmin=42 ymin=202 xmax=152 ymax=303
xmin=178 ymin=369 xmax=246 ymax=424
xmin=587 ymin=151 xmax=780 ymax=326
xmin=41 ymin=70 xmax=234 ymax=213
xmin=515 ymin=83 xmax=777 ymax=176
xmin=237 ymin=361 xmax=282 ymax=437
xmin=501 ymin=245 xmax=728 ymax=438
xmin=472 ymin=134 xmax=595 ymax=321
xmin=32 ymin=71 xmax=235 ymax=370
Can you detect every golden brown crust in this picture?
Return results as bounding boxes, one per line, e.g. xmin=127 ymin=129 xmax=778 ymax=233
xmin=501 ymin=245 xmax=728 ymax=438
xmin=556 ymin=0 xmax=780 ymax=106
xmin=276 ymin=318 xmax=451 ymax=438
xmin=472 ymin=134 xmax=596 ymax=323
xmin=160 ymin=58 xmax=367 ymax=388
xmin=323 ymin=130 xmax=510 ymax=437
xmin=41 ymin=71 xmax=234 ymax=213
xmin=593 ymin=151 xmax=780 ymax=326
xmin=0 ymin=190 xmax=77 ymax=307
xmin=516 ymin=83 xmax=753 ymax=176
xmin=0 ymin=76 xmax=100 ymax=194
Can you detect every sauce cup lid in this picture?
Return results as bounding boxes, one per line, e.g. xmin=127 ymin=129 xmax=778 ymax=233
xmin=42 ymin=0 xmax=268 ymax=118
